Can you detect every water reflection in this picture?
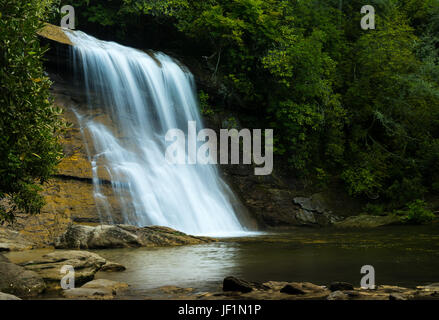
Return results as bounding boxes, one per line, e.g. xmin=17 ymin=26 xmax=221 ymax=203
xmin=93 ymin=226 xmax=439 ymax=296
xmin=94 ymin=243 xmax=242 ymax=294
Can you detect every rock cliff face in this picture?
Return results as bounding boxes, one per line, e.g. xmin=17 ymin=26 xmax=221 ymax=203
xmin=4 ymin=81 xmax=126 ymax=248
xmin=209 ymin=116 xmax=359 ymax=228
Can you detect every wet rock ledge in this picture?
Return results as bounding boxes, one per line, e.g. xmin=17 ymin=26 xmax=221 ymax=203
xmin=55 ymin=224 xmax=216 ymax=249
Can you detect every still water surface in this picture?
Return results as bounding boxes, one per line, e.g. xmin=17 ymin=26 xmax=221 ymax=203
xmin=90 ymin=225 xmax=439 ymax=296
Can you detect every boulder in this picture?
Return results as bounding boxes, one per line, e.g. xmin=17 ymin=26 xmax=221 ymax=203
xmin=20 ymin=250 xmax=106 ymax=288
xmin=100 ymin=261 xmax=126 ymax=272
xmin=223 ymin=276 xmax=267 ymax=293
xmin=223 ymin=276 xmax=254 ymax=293
xmin=295 ymin=209 xmax=317 ymax=224
xmin=55 ymin=224 xmax=215 ymax=249
xmin=329 ymin=282 xmax=354 ymax=292
xmin=55 ymin=224 xmax=140 ymax=249
xmin=125 ymin=225 xmax=215 ymax=247
xmin=0 ymin=292 xmax=21 ymax=300
xmin=293 ymin=195 xmax=329 ymax=214
xmin=0 ymin=253 xmax=9 ymax=263
xmin=0 ymin=228 xmax=36 ymax=251
xmin=0 ymin=261 xmax=46 ymax=297
xmin=280 ymin=283 xmax=306 ymax=295
xmin=292 ymin=194 xmax=344 ymax=226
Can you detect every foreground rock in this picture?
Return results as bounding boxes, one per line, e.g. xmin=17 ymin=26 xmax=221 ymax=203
xmin=20 ymin=250 xmax=106 ymax=288
xmin=204 ymin=278 xmax=329 ymax=300
xmin=280 ymin=283 xmax=306 ymax=295
xmin=62 ymin=279 xmax=128 ymax=300
xmin=0 ymin=261 xmax=46 ymax=297
xmin=0 ymin=228 xmax=36 ymax=251
xmin=165 ymin=277 xmax=439 ymax=300
xmin=0 ymin=292 xmax=21 ymax=300
xmin=223 ymin=276 xmax=268 ymax=293
xmin=55 ymin=224 xmax=215 ymax=249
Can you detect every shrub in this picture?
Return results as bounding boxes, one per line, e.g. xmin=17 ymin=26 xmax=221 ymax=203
xmin=396 ymin=200 xmax=436 ymax=224
xmin=0 ymin=0 xmax=64 ymax=222
xmin=363 ymin=203 xmax=386 ymax=216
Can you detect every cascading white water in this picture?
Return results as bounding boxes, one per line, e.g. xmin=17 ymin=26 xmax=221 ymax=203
xmin=64 ymin=30 xmax=248 ymax=236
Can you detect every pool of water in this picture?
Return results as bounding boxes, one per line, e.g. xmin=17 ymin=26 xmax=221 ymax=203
xmin=89 ymin=225 xmax=439 ymax=296
xmin=5 ymin=225 xmax=439 ymax=298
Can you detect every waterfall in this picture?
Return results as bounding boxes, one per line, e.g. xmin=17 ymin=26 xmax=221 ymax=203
xmin=64 ymin=30 xmax=248 ymax=236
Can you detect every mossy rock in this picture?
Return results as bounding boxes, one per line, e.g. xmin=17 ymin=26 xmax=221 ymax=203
xmin=334 ymin=215 xmax=401 ymax=228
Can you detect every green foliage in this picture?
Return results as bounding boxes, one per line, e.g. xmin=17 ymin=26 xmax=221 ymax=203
xmin=314 ymin=167 xmax=330 ymax=189
xmin=198 ymin=90 xmax=214 ymax=116
xmin=0 ymin=0 xmax=64 ymax=222
xmin=341 ymin=166 xmax=383 ymax=197
xmin=363 ymin=203 xmax=386 ymax=216
xmin=395 ymin=200 xmax=436 ymax=224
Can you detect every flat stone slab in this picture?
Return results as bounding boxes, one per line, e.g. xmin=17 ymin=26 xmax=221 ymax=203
xmin=20 ymin=250 xmax=106 ymax=288
xmin=82 ymin=279 xmax=128 ymax=291
xmin=0 ymin=292 xmax=21 ymax=300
